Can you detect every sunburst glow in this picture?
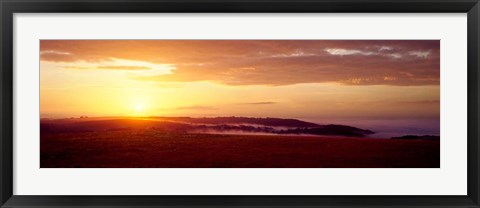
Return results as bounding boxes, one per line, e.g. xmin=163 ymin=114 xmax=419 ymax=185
xmin=135 ymin=104 xmax=144 ymax=113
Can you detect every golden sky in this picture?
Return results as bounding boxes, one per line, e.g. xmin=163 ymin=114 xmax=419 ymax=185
xmin=40 ymin=40 xmax=440 ymax=125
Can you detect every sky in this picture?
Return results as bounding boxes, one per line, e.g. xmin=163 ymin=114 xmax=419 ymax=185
xmin=40 ymin=40 xmax=440 ymax=135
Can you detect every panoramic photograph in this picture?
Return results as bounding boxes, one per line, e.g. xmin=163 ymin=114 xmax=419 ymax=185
xmin=40 ymin=40 xmax=440 ymax=168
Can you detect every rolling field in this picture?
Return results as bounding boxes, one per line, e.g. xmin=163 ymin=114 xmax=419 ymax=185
xmin=41 ymin=130 xmax=440 ymax=168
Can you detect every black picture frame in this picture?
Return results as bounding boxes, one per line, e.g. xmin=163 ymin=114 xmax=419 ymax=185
xmin=1 ymin=0 xmax=479 ymax=207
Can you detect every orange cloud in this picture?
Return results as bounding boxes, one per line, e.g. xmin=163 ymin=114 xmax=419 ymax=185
xmin=96 ymin=66 xmax=151 ymax=70
xmin=40 ymin=40 xmax=440 ymax=86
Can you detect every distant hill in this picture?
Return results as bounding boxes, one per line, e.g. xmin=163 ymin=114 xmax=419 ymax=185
xmin=150 ymin=116 xmax=321 ymax=127
xmin=279 ymin=125 xmax=374 ymax=137
xmin=40 ymin=116 xmax=374 ymax=137
xmin=40 ymin=119 xmax=189 ymax=133
xmin=391 ymin=135 xmax=440 ymax=140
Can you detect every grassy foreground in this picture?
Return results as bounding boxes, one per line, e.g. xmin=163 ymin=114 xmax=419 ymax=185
xmin=41 ymin=130 xmax=440 ymax=168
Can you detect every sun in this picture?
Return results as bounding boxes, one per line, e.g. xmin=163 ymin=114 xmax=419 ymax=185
xmin=131 ymin=100 xmax=149 ymax=116
xmin=135 ymin=104 xmax=144 ymax=113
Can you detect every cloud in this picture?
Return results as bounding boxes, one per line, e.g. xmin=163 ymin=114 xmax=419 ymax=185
xmin=408 ymin=50 xmax=431 ymax=59
xmin=387 ymin=53 xmax=402 ymax=59
xmin=378 ymin=46 xmax=393 ymax=51
xmin=399 ymin=100 xmax=440 ymax=104
xmin=96 ymin=65 xmax=151 ymax=70
xmin=63 ymin=66 xmax=90 ymax=70
xmin=40 ymin=40 xmax=440 ymax=86
xmin=41 ymin=50 xmax=77 ymax=62
xmin=174 ymin=105 xmax=218 ymax=110
xmin=63 ymin=65 xmax=152 ymax=70
xmin=239 ymin=102 xmax=277 ymax=105
xmin=41 ymin=50 xmax=72 ymax=55
xmin=325 ymin=48 xmax=375 ymax=56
